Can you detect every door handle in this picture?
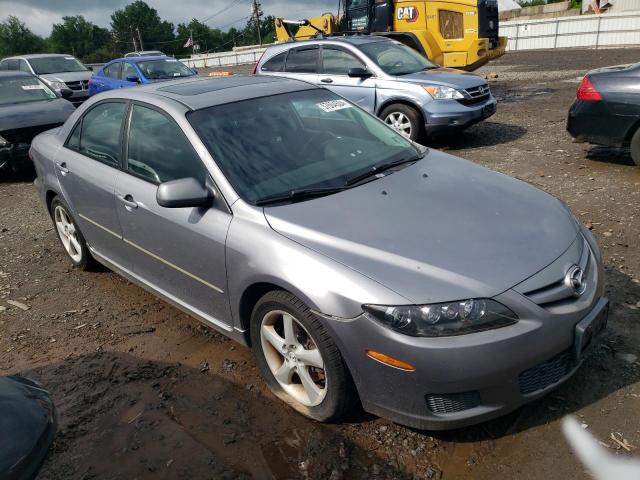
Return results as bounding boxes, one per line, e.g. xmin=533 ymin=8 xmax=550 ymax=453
xmin=117 ymin=194 xmax=138 ymax=210
xmin=320 ymin=78 xmax=333 ymax=84
xmin=56 ymin=162 xmax=69 ymax=176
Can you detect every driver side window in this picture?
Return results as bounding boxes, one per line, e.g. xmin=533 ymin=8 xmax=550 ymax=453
xmin=321 ymin=48 xmax=364 ymax=75
xmin=126 ymin=104 xmax=206 ymax=184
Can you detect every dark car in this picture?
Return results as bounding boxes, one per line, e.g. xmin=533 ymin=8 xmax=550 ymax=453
xmin=0 ymin=71 xmax=75 ymax=173
xmin=0 ymin=376 xmax=56 ymax=480
xmin=567 ymin=62 xmax=640 ymax=166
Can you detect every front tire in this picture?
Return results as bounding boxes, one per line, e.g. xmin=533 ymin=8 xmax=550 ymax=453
xmin=250 ymin=290 xmax=356 ymax=422
xmin=50 ymin=196 xmax=95 ymax=270
xmin=630 ymin=128 xmax=640 ymax=166
xmin=380 ymin=103 xmax=424 ymax=142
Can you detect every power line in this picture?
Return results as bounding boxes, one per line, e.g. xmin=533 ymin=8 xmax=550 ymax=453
xmin=202 ymin=0 xmax=246 ymax=25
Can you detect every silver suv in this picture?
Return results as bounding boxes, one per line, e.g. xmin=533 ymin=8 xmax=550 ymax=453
xmin=0 ymin=54 xmax=92 ymax=106
xmin=255 ymin=36 xmax=496 ymax=142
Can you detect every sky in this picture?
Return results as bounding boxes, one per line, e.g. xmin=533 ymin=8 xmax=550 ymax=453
xmin=0 ymin=0 xmax=338 ymax=37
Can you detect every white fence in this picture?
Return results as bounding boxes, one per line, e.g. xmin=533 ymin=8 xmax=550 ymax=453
xmin=501 ymin=11 xmax=640 ymax=51
xmin=181 ymin=47 xmax=268 ymax=69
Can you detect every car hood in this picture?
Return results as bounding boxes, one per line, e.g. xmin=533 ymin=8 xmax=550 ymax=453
xmin=395 ymin=68 xmax=486 ymax=89
xmin=264 ymin=152 xmax=579 ymax=304
xmin=0 ymin=99 xmax=75 ymax=132
xmin=39 ymin=71 xmax=92 ymax=83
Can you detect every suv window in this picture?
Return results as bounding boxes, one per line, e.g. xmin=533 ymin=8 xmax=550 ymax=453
xmin=121 ymin=62 xmax=137 ymax=80
xmin=103 ymin=62 xmax=121 ymax=79
xmin=77 ymin=102 xmax=127 ymax=167
xmin=321 ymin=48 xmax=364 ymax=75
xmin=261 ymin=51 xmax=287 ymax=72
xmin=0 ymin=61 xmax=7 ymax=71
xmin=7 ymin=59 xmax=19 ymax=71
xmin=285 ymin=47 xmax=319 ymax=74
xmin=126 ymin=104 xmax=206 ymax=184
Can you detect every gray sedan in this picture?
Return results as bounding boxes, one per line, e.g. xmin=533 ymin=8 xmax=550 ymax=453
xmin=255 ymin=36 xmax=496 ymax=142
xmin=31 ymin=76 xmax=607 ymax=430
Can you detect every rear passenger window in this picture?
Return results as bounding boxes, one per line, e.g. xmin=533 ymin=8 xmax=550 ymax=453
xmin=285 ymin=48 xmax=319 ymax=74
xmin=79 ymin=102 xmax=126 ymax=167
xmin=261 ymin=52 xmax=287 ymax=72
xmin=126 ymin=105 xmax=206 ymax=184
xmin=103 ymin=63 xmax=120 ymax=79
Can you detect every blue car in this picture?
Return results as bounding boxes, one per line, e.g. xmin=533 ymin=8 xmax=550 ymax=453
xmin=89 ymin=56 xmax=197 ymax=96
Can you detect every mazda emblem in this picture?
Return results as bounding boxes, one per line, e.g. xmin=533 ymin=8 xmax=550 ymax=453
xmin=565 ymin=265 xmax=587 ymax=297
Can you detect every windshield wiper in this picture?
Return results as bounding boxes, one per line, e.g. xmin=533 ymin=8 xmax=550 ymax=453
xmin=344 ymin=154 xmax=424 ymax=186
xmin=255 ymin=186 xmax=347 ymax=206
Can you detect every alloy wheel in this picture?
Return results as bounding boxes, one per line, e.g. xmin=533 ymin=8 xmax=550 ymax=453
xmin=384 ymin=111 xmax=412 ymax=138
xmin=54 ymin=206 xmax=82 ymax=263
xmin=260 ymin=309 xmax=327 ymax=407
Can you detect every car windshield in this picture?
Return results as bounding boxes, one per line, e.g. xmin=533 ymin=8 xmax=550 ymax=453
xmin=29 ymin=56 xmax=88 ymax=74
xmin=137 ymin=59 xmax=194 ymax=79
xmin=0 ymin=76 xmax=57 ymax=105
xmin=188 ymin=89 xmax=419 ymax=205
xmin=359 ymin=41 xmax=436 ymax=76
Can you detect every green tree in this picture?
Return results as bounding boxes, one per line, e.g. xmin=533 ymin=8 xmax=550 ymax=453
xmin=48 ymin=16 xmax=111 ymax=60
xmin=0 ymin=15 xmax=46 ymax=56
xmin=110 ymin=1 xmax=176 ymax=56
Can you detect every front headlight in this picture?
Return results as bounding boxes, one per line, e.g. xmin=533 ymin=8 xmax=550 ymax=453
xmin=44 ymin=79 xmax=67 ymax=91
xmin=0 ymin=135 xmax=8 ymax=147
xmin=423 ymin=85 xmax=464 ymax=100
xmin=363 ymin=299 xmax=518 ymax=337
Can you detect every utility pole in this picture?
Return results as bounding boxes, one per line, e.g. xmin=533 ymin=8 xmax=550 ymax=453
xmin=131 ymin=27 xmax=138 ymax=52
xmin=136 ymin=27 xmax=144 ymax=51
xmin=252 ymin=0 xmax=263 ymax=45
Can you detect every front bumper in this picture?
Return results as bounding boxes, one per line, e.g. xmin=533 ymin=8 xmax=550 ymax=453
xmin=423 ymin=96 xmax=497 ymax=135
xmin=0 ymin=144 xmax=31 ymax=171
xmin=325 ymin=233 xmax=606 ymax=430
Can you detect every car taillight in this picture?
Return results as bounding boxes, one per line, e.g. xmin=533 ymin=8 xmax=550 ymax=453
xmin=252 ymin=50 xmax=266 ymax=75
xmin=577 ymin=76 xmax=602 ymax=101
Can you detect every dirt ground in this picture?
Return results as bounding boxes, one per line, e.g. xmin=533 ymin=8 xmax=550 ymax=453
xmin=1 ymin=47 xmax=639 ymax=480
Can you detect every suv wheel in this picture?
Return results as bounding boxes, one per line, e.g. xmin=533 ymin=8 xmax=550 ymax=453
xmin=631 ymin=128 xmax=640 ymax=166
xmin=380 ymin=103 xmax=423 ymax=142
xmin=250 ymin=290 xmax=356 ymax=421
xmin=50 ymin=196 xmax=95 ymax=270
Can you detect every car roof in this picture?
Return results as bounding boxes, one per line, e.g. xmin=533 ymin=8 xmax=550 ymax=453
xmin=109 ymin=56 xmax=174 ymax=64
xmin=5 ymin=53 xmax=76 ymax=60
xmin=267 ymin=35 xmax=389 ymax=49
xmin=94 ymin=75 xmax=317 ymax=111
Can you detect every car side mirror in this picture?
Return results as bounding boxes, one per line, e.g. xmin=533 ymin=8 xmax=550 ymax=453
xmin=348 ymin=67 xmax=372 ymax=78
xmin=191 ymin=68 xmax=198 ymax=75
xmin=60 ymin=88 xmax=73 ymax=99
xmin=126 ymin=75 xmax=140 ymax=83
xmin=156 ymin=177 xmax=212 ymax=208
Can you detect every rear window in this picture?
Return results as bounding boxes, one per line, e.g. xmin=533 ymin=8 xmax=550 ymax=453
xmin=285 ymin=48 xmax=319 ymax=74
xmin=261 ymin=52 xmax=287 ymax=72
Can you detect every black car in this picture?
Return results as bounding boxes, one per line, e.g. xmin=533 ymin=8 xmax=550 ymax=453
xmin=0 ymin=376 xmax=56 ymax=480
xmin=0 ymin=71 xmax=75 ymax=173
xmin=567 ymin=62 xmax=640 ymax=166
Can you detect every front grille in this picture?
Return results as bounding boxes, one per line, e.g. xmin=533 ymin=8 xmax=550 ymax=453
xmin=64 ymin=80 xmax=89 ymax=91
xmin=426 ymin=391 xmax=480 ymax=414
xmin=519 ymin=350 xmax=572 ymax=395
xmin=523 ymin=238 xmax=592 ymax=308
xmin=1 ymin=123 xmax=63 ymax=145
xmin=461 ymin=85 xmax=491 ymax=104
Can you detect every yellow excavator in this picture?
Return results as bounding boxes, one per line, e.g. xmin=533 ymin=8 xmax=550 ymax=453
xmin=275 ymin=0 xmax=507 ymax=71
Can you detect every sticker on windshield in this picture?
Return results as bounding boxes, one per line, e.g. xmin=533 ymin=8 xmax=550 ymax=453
xmin=65 ymin=57 xmax=75 ymax=60
xmin=317 ymin=99 xmax=352 ymax=113
xmin=21 ymin=85 xmax=46 ymax=90
xmin=166 ymin=58 xmax=178 ymax=62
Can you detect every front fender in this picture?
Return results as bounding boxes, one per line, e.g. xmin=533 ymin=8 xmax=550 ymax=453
xmin=225 ymin=207 xmax=410 ymax=332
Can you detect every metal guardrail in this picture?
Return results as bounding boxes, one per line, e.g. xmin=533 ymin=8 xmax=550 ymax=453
xmin=501 ymin=11 xmax=640 ymax=51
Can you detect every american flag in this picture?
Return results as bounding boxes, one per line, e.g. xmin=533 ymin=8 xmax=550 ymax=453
xmin=184 ymin=36 xmax=193 ymax=48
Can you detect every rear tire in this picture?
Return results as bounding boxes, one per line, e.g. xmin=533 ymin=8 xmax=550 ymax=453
xmin=250 ymin=290 xmax=357 ymax=422
xmin=50 ymin=196 xmax=96 ymax=271
xmin=380 ymin=103 xmax=424 ymax=143
xmin=631 ymin=128 xmax=640 ymax=166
